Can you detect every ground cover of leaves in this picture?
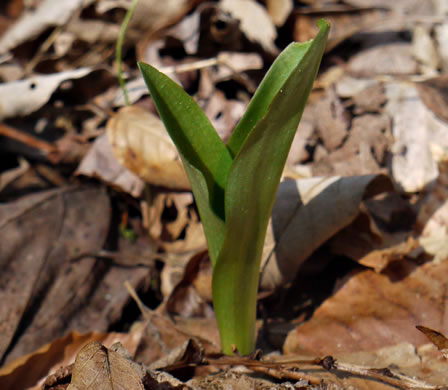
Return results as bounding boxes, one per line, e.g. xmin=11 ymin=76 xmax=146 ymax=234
xmin=1 ymin=0 xmax=448 ymax=389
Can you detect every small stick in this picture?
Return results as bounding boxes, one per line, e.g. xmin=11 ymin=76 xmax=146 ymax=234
xmin=0 ymin=122 xmax=57 ymax=155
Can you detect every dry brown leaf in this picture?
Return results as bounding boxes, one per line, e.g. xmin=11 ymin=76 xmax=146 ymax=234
xmin=336 ymin=75 xmax=379 ymax=98
xmin=67 ymin=342 xmax=144 ymax=390
xmin=416 ymin=325 xmax=448 ymax=360
xmin=349 ymin=42 xmax=418 ymax=76
xmin=0 ymin=157 xmax=29 ymax=192
xmin=416 ymin=75 xmax=448 ymax=124
xmin=386 ymin=82 xmax=448 ymax=192
xmin=331 ymin=215 xmax=418 ymax=273
xmin=0 ymin=329 xmax=143 ymax=390
xmin=418 ymin=157 xmax=448 ymax=263
xmin=313 ymin=113 xmax=391 ymax=176
xmin=97 ymin=0 xmax=194 ymax=35
xmin=75 ymin=133 xmax=145 ymax=198
xmin=260 ymin=174 xmax=393 ymax=290
xmin=134 ymin=314 xmax=220 ymax=366
xmin=0 ymin=0 xmax=93 ymax=54
xmin=351 ymin=83 xmax=387 ymax=114
xmin=412 ymin=24 xmax=440 ymax=73
xmin=0 ymin=187 xmax=110 ymax=362
xmin=284 ymin=259 xmax=448 ymax=356
xmin=0 ymin=68 xmax=92 ymax=120
xmin=107 ymin=105 xmax=190 ymax=190
xmin=435 ymin=24 xmax=448 ymax=71
xmin=166 ymin=251 xmax=213 ymax=317
xmin=314 ymin=88 xmax=349 ymax=151
xmin=265 ymin=0 xmax=293 ymax=26
xmin=293 ymin=6 xmax=387 ymax=52
xmin=219 ymin=0 xmax=277 ymax=54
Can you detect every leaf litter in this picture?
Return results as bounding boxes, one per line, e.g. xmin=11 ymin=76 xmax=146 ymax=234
xmin=2 ymin=0 xmax=448 ymax=389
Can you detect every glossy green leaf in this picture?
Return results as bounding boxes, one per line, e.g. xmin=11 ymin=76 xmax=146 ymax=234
xmin=226 ymin=41 xmax=312 ymax=158
xmin=212 ymin=20 xmax=330 ymax=355
xmin=138 ymin=63 xmax=232 ymax=262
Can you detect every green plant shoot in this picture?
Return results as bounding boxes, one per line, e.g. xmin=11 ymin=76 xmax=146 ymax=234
xmin=138 ymin=20 xmax=330 ymax=355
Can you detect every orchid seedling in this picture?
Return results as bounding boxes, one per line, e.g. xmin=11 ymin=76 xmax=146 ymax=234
xmin=138 ymin=20 xmax=330 ymax=355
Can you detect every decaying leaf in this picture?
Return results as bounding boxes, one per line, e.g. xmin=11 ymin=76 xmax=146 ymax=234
xmin=76 ymin=133 xmax=145 ymax=197
xmin=97 ymin=0 xmax=195 ymax=35
xmin=412 ymin=24 xmax=440 ymax=73
xmin=416 ymin=325 xmax=448 ymax=360
xmin=219 ymin=0 xmax=277 ymax=54
xmin=418 ymin=157 xmax=448 ymax=263
xmin=67 ymin=342 xmax=144 ymax=390
xmin=107 ymin=105 xmax=191 ymax=190
xmin=260 ymin=174 xmax=393 ymax=289
xmin=386 ymin=82 xmax=448 ymax=192
xmin=265 ymin=0 xmax=293 ymax=26
xmin=349 ymin=42 xmax=418 ymax=76
xmin=0 ymin=329 xmax=143 ymax=390
xmin=416 ymin=75 xmax=448 ymax=124
xmin=313 ymin=88 xmax=349 ymax=151
xmin=0 ymin=0 xmax=93 ymax=54
xmin=0 ymin=68 xmax=92 ymax=120
xmin=0 ymin=187 xmax=110 ymax=362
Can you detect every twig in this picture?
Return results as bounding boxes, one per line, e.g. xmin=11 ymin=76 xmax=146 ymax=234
xmin=0 ymin=122 xmax=57 ymax=156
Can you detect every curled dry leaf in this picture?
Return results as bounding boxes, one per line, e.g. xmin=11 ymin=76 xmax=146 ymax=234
xmin=219 ymin=0 xmax=277 ymax=54
xmin=107 ymin=105 xmax=191 ymax=190
xmin=67 ymin=342 xmax=144 ymax=390
xmin=260 ymin=174 xmax=393 ymax=290
xmin=416 ymin=325 xmax=448 ymax=360
xmin=76 ymin=133 xmax=145 ymax=198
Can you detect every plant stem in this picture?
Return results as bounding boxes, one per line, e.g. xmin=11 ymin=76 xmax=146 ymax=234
xmin=116 ymin=0 xmax=140 ymax=106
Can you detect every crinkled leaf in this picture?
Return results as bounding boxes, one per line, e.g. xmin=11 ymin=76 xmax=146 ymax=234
xmin=212 ymin=20 xmax=330 ymax=355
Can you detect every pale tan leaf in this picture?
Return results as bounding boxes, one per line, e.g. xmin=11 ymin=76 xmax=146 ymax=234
xmin=260 ymin=174 xmax=393 ymax=289
xmin=219 ymin=0 xmax=277 ymax=53
xmin=0 ymin=68 xmax=92 ymax=120
xmin=412 ymin=24 xmax=440 ymax=73
xmin=76 ymin=133 xmax=145 ymax=198
xmin=265 ymin=0 xmax=293 ymax=26
xmin=107 ymin=105 xmax=191 ymax=190
xmin=385 ymin=82 xmax=448 ymax=192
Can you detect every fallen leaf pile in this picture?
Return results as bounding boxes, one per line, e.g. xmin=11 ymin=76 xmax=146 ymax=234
xmin=1 ymin=0 xmax=448 ymax=389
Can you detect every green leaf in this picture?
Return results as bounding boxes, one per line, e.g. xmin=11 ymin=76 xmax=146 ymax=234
xmin=212 ymin=19 xmax=330 ymax=355
xmin=138 ymin=63 xmax=233 ymax=263
xmin=226 ymin=41 xmax=311 ymax=158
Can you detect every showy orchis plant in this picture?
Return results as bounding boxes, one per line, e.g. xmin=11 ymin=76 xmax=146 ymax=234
xmin=138 ymin=20 xmax=329 ymax=355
